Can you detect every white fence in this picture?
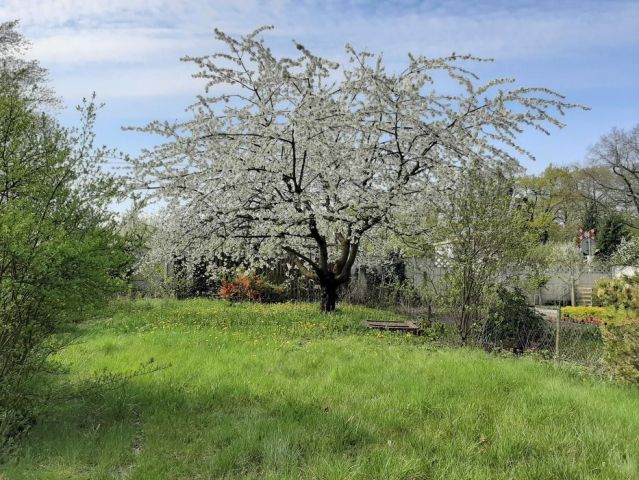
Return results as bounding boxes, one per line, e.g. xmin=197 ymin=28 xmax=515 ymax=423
xmin=400 ymin=258 xmax=614 ymax=307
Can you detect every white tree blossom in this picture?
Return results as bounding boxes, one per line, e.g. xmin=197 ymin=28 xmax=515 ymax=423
xmin=548 ymin=242 xmax=584 ymax=306
xmin=610 ymin=236 xmax=639 ymax=267
xmin=130 ymin=26 xmax=585 ymax=311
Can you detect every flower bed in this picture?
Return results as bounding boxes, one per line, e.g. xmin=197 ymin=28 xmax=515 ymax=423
xmin=560 ymin=306 xmax=613 ymax=326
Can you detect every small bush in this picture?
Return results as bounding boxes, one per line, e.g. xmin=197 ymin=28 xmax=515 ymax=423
xmin=219 ymin=275 xmax=287 ymax=303
xmin=601 ymin=314 xmax=639 ymax=383
xmin=482 ymin=287 xmax=549 ymax=353
xmin=593 ymin=276 xmax=639 ymax=309
xmin=255 ymin=279 xmax=288 ymax=303
xmin=594 ymin=277 xmax=639 ymax=382
xmin=560 ymin=306 xmax=614 ymax=325
xmin=219 ymin=275 xmax=256 ymax=302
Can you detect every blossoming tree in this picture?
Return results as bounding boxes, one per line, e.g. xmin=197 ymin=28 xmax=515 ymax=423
xmin=131 ymin=26 xmax=583 ymax=312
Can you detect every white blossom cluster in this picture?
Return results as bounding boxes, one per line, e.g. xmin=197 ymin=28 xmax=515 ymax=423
xmin=610 ymin=237 xmax=639 ymax=267
xmin=129 ymin=26 xmax=584 ymax=288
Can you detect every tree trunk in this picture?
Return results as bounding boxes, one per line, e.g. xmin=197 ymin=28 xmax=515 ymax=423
xmin=320 ymin=281 xmax=338 ymax=313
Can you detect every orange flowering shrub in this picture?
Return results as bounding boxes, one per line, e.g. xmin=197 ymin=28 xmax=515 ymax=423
xmin=219 ymin=275 xmax=286 ymax=303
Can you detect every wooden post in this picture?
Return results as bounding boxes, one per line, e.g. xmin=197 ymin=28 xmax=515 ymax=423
xmin=555 ymin=303 xmax=561 ymax=359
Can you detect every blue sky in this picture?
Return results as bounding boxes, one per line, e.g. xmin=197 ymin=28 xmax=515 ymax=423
xmin=4 ymin=0 xmax=639 ymax=174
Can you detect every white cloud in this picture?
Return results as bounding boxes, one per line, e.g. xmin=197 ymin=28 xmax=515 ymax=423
xmin=6 ymin=0 xmax=639 ymax=99
xmin=0 ymin=0 xmax=175 ymax=27
xmin=7 ymin=0 xmax=634 ymax=170
xmin=29 ymin=27 xmax=196 ymax=64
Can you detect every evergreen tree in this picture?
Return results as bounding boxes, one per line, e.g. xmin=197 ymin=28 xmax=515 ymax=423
xmin=598 ymin=214 xmax=627 ymax=258
xmin=582 ymin=199 xmax=599 ymax=231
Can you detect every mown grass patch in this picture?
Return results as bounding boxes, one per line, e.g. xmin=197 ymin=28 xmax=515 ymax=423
xmin=2 ymin=299 xmax=639 ymax=479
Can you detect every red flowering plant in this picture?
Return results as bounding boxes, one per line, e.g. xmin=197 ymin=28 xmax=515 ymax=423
xmin=219 ymin=275 xmax=286 ymax=303
xmin=219 ymin=275 xmax=258 ymax=302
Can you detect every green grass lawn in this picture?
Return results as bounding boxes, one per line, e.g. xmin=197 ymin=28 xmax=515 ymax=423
xmin=3 ymin=299 xmax=639 ymax=479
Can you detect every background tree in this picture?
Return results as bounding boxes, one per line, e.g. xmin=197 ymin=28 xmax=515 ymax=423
xmin=597 ymin=213 xmax=627 ymax=258
xmin=581 ymin=199 xmax=599 ymax=231
xmin=131 ymin=26 xmax=584 ymax=312
xmin=610 ymin=236 xmax=639 ymax=266
xmin=547 ymin=242 xmax=584 ymax=306
xmin=517 ymin=165 xmax=582 ymax=238
xmin=0 ymin=20 xmax=56 ymax=107
xmin=517 ymin=165 xmax=614 ymax=243
xmin=587 ymin=124 xmax=639 ymax=227
xmin=429 ymin=162 xmax=535 ymax=343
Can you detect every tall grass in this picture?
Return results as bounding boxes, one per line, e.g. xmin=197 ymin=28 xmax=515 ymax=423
xmin=2 ymin=299 xmax=639 ymax=479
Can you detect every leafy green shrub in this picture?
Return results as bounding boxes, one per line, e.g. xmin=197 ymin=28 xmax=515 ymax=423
xmin=482 ymin=287 xmax=549 ymax=353
xmin=1 ymin=26 xmax=132 ymax=456
xmin=560 ymin=306 xmax=614 ymax=324
xmin=0 ymin=98 xmax=131 ymax=455
xmin=593 ymin=278 xmax=639 ymax=382
xmin=601 ymin=315 xmax=639 ymax=383
xmin=256 ymin=280 xmax=288 ymax=303
xmin=593 ymin=276 xmax=639 ymax=309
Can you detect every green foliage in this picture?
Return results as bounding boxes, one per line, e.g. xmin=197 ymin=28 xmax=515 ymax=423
xmin=593 ymin=276 xmax=639 ymax=309
xmin=597 ymin=214 xmax=627 ymax=258
xmin=517 ymin=165 xmax=584 ymax=242
xmin=0 ymin=79 xmax=131 ymax=453
xmin=434 ymin=162 xmax=535 ymax=342
xmin=523 ymin=243 xmax=552 ymax=301
xmin=255 ymin=280 xmax=288 ymax=303
xmin=601 ymin=315 xmax=639 ymax=383
xmin=483 ymin=287 xmax=549 ymax=352
xmin=582 ymin=199 xmax=599 ymax=231
xmin=561 ymin=306 xmax=615 ymax=322
xmin=527 ymin=272 xmax=550 ymax=291
xmin=591 ymin=277 xmax=639 ymax=382
xmin=516 ymin=164 xmax=639 ymax=247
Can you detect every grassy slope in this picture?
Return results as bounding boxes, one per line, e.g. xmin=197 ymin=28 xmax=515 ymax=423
xmin=3 ymin=299 xmax=639 ymax=480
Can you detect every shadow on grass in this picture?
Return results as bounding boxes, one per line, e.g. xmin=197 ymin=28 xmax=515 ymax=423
xmin=9 ymin=374 xmax=376 ymax=479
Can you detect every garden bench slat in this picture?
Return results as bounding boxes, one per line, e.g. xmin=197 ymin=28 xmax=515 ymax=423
xmin=362 ymin=320 xmax=421 ymax=336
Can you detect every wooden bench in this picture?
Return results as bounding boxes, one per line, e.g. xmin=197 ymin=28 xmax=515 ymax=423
xmin=362 ymin=320 xmax=421 ymax=336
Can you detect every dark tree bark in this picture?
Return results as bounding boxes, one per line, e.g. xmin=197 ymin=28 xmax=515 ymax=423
xmin=319 ymin=277 xmax=339 ymax=313
xmin=283 ymin=220 xmax=360 ymax=313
